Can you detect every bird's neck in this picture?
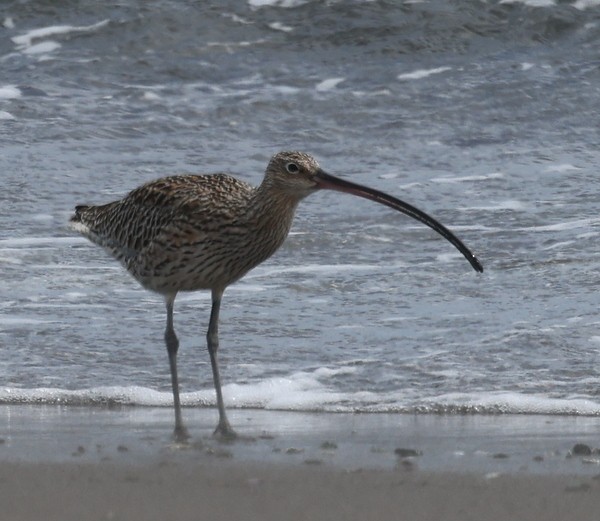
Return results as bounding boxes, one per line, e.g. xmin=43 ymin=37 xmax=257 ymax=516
xmin=246 ymin=183 xmax=303 ymax=243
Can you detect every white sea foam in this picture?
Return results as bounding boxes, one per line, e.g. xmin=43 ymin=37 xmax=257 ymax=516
xmin=0 ymin=236 xmax=87 ymax=247
xmin=0 ymin=85 xmax=21 ymax=99
xmin=12 ymin=20 xmax=109 ymax=48
xmin=499 ymin=0 xmax=556 ymax=6
xmin=462 ymin=200 xmax=527 ymax=211
xmin=23 ymin=41 xmax=61 ymax=55
xmin=227 ymin=283 xmax=270 ymax=293
xmin=541 ymin=240 xmax=574 ymax=251
xmin=435 ymin=252 xmax=466 ymax=264
xmin=544 ymin=163 xmax=581 ymax=173
xmin=429 ymin=391 xmax=600 ymax=416
xmin=0 ymin=111 xmax=15 ymax=120
xmin=0 ymin=255 xmax=21 ymax=264
xmin=224 ymin=373 xmax=349 ymax=410
xmin=397 ymin=67 xmax=452 ymax=81
xmin=315 ymin=77 xmax=345 ymax=92
xmin=351 ymin=89 xmax=391 ymax=98
xmin=30 ymin=213 xmax=55 ymax=222
xmin=205 ymin=40 xmax=266 ymax=51
xmin=0 ymin=386 xmax=175 ymax=407
xmin=221 ymin=12 xmax=252 ymax=24
xmin=271 ymin=85 xmax=300 ymax=95
xmin=248 ymin=0 xmax=310 ymax=7
xmin=142 ymin=91 xmax=161 ymax=101
xmin=519 ymin=218 xmax=600 ymax=232
xmin=2 ymin=379 xmax=599 ymax=416
xmin=431 ymin=172 xmax=504 ymax=183
xmin=0 ymin=316 xmax=54 ymax=327
xmin=574 ymin=0 xmax=600 ymax=8
xmin=398 ymin=182 xmax=423 ymax=190
xmin=268 ymin=21 xmax=293 ymax=32
xmin=246 ymin=263 xmax=385 ymax=279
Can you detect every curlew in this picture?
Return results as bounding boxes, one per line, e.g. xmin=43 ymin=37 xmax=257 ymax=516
xmin=70 ymin=151 xmax=483 ymax=440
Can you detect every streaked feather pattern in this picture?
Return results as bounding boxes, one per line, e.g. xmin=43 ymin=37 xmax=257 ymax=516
xmin=70 ymin=162 xmax=307 ymax=293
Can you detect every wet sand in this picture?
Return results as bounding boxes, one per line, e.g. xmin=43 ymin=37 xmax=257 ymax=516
xmin=1 ymin=406 xmax=600 ymax=520
xmin=3 ymin=459 xmax=600 ymax=521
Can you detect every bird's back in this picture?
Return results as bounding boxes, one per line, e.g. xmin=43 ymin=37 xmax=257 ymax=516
xmin=70 ymin=173 xmax=275 ymax=293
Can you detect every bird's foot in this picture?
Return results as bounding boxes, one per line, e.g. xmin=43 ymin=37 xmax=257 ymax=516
xmin=173 ymin=425 xmax=191 ymax=444
xmin=213 ymin=421 xmax=238 ymax=441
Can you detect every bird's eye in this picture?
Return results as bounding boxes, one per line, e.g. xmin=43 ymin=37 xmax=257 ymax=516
xmin=285 ymin=162 xmax=300 ymax=174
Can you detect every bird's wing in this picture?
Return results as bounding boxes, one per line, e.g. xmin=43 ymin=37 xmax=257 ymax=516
xmin=72 ymin=174 xmax=255 ymax=257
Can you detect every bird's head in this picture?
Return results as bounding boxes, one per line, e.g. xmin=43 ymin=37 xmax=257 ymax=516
xmin=264 ymin=151 xmax=324 ymax=198
xmin=262 ymin=150 xmax=483 ymax=273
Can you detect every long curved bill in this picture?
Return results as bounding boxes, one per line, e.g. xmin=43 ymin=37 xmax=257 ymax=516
xmin=314 ymin=170 xmax=483 ymax=273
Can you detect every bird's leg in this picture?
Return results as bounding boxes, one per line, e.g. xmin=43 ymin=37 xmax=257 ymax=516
xmin=207 ymin=289 xmax=236 ymax=439
xmin=165 ymin=295 xmax=189 ymax=442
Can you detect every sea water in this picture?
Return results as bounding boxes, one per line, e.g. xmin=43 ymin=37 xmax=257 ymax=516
xmin=1 ymin=0 xmax=600 ymax=418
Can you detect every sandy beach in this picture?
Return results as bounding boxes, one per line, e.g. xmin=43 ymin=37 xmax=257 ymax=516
xmin=3 ymin=459 xmax=600 ymax=521
xmin=1 ymin=405 xmax=600 ymax=521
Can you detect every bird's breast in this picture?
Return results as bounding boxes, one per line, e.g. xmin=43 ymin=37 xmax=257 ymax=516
xmin=131 ymin=200 xmax=297 ymax=294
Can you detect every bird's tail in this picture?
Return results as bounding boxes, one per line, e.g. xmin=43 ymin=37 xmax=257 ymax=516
xmin=69 ymin=202 xmax=138 ymax=266
xmin=70 ymin=205 xmax=92 ymax=223
xmin=69 ymin=204 xmax=96 ymax=235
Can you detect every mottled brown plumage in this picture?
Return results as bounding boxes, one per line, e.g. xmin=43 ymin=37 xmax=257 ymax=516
xmin=70 ymin=151 xmax=482 ymax=440
xmin=72 ymin=158 xmax=311 ymax=293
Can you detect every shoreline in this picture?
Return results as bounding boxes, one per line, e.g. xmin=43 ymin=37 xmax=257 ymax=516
xmin=2 ymin=405 xmax=600 ymax=521
xmin=2 ymin=404 xmax=599 ymax=474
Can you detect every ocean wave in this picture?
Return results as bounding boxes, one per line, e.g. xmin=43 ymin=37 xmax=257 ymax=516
xmin=260 ymin=0 xmax=600 ymax=53
xmin=2 ymin=381 xmax=598 ymax=416
xmin=11 ymin=20 xmax=109 ymax=50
